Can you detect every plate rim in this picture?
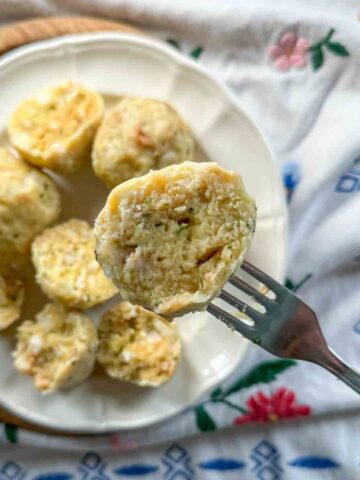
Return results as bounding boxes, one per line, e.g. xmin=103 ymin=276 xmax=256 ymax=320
xmin=0 ymin=31 xmax=287 ymax=433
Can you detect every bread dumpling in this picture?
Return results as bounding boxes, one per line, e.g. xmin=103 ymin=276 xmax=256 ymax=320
xmin=0 ymin=265 xmax=24 ymax=331
xmin=0 ymin=148 xmax=60 ymax=263
xmin=95 ymin=161 xmax=256 ymax=316
xmin=92 ymin=97 xmax=195 ymax=187
xmin=13 ymin=303 xmax=98 ymax=394
xmin=9 ymin=82 xmax=104 ymax=174
xmin=32 ymin=219 xmax=117 ymax=309
xmin=97 ymin=301 xmax=181 ymax=386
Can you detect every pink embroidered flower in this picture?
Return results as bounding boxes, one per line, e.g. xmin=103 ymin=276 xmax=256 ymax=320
xmin=268 ymin=32 xmax=309 ymax=71
xmin=234 ymin=387 xmax=311 ymax=425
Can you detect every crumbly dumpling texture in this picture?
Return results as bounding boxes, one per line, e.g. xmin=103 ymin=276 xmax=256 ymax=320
xmin=0 ymin=266 xmax=24 ymax=331
xmin=13 ymin=303 xmax=97 ymax=394
xmin=8 ymin=82 xmax=104 ymax=174
xmin=0 ymin=148 xmax=61 ymax=263
xmin=97 ymin=301 xmax=181 ymax=386
xmin=32 ymin=219 xmax=117 ymax=309
xmin=95 ymin=161 xmax=256 ymax=316
xmin=92 ymin=97 xmax=195 ymax=187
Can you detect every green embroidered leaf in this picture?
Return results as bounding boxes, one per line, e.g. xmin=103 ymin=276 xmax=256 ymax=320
xmin=308 ymin=44 xmax=320 ymax=52
xmin=311 ymin=47 xmax=324 ymax=71
xmin=220 ymin=399 xmax=248 ymax=414
xmin=210 ymin=387 xmax=223 ymax=399
xmin=323 ymin=28 xmax=335 ymax=45
xmin=190 ymin=46 xmax=204 ymax=60
xmin=221 ymin=359 xmax=297 ymax=397
xmin=286 ymin=274 xmax=312 ymax=292
xmin=195 ymin=405 xmax=217 ymax=431
xmin=4 ymin=423 xmax=18 ymax=443
xmin=326 ymin=42 xmax=349 ymax=57
xmin=166 ymin=38 xmax=180 ymax=50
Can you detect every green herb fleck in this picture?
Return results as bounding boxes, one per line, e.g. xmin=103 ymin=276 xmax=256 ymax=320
xmin=177 ymin=224 xmax=189 ymax=233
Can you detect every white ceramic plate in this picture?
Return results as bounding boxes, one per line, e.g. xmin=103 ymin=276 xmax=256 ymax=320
xmin=0 ymin=33 xmax=287 ymax=433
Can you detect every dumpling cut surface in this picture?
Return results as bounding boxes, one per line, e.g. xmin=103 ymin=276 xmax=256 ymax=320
xmin=0 ymin=266 xmax=24 ymax=331
xmin=9 ymin=82 xmax=104 ymax=174
xmin=13 ymin=303 xmax=98 ymax=394
xmin=95 ymin=161 xmax=256 ymax=316
xmin=97 ymin=301 xmax=181 ymax=387
xmin=92 ymin=97 xmax=195 ymax=188
xmin=32 ymin=219 xmax=117 ymax=309
xmin=0 ymin=148 xmax=61 ymax=263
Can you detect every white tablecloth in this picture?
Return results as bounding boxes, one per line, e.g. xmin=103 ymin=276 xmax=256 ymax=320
xmin=1 ymin=1 xmax=360 ymax=478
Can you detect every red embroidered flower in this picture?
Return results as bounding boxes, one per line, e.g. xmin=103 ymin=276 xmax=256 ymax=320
xmin=234 ymin=387 xmax=311 ymax=425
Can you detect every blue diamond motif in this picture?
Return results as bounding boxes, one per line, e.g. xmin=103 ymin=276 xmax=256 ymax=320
xmin=81 ymin=453 xmax=102 ymax=470
xmin=258 ymin=465 xmax=281 ymax=480
xmin=1 ymin=462 xmax=21 ymax=480
xmin=250 ymin=440 xmax=283 ymax=480
xmin=165 ymin=444 xmax=187 ymax=463
xmin=254 ymin=441 xmax=277 ymax=460
xmin=162 ymin=443 xmax=193 ymax=479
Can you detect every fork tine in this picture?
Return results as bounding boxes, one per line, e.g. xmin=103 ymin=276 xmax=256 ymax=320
xmin=206 ymin=303 xmax=254 ymax=337
xmin=241 ymin=261 xmax=282 ymax=293
xmin=228 ymin=275 xmax=274 ymax=310
xmin=218 ymin=290 xmax=264 ymax=322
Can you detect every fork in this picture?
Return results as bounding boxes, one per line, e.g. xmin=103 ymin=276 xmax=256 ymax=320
xmin=207 ymin=261 xmax=360 ymax=394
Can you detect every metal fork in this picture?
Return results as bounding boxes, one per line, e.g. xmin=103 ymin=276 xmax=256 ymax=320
xmin=207 ymin=261 xmax=360 ymax=394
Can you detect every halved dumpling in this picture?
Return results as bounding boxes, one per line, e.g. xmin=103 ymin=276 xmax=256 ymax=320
xmin=97 ymin=301 xmax=181 ymax=387
xmin=32 ymin=219 xmax=117 ymax=309
xmin=95 ymin=161 xmax=256 ymax=316
xmin=9 ymin=82 xmax=104 ymax=174
xmin=13 ymin=303 xmax=98 ymax=394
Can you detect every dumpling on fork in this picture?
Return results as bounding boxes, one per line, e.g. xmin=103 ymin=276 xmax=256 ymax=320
xmin=95 ymin=161 xmax=256 ymax=316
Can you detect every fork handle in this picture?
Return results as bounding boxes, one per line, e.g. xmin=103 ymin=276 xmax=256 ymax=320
xmin=321 ymin=348 xmax=360 ymax=395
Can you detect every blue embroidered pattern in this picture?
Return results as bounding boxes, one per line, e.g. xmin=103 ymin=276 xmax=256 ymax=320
xmin=114 ymin=465 xmax=158 ymax=476
xmin=353 ymin=319 xmax=360 ymax=334
xmin=33 ymin=475 xmax=72 ymax=480
xmin=162 ymin=444 xmax=194 ymax=479
xmin=77 ymin=452 xmax=110 ymax=480
xmin=288 ymin=457 xmax=339 ymax=468
xmin=198 ymin=458 xmax=246 ymax=471
xmin=283 ymin=162 xmax=301 ymax=203
xmin=250 ymin=441 xmax=283 ymax=480
xmin=0 ymin=461 xmax=26 ymax=480
xmin=0 ymin=441 xmax=343 ymax=478
xmin=335 ymin=158 xmax=360 ymax=193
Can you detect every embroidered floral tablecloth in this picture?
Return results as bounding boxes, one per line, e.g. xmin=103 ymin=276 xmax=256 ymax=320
xmin=1 ymin=0 xmax=360 ymax=478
